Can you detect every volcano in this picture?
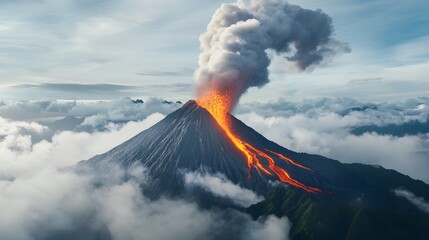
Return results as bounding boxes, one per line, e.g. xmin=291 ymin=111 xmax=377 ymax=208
xmin=83 ymin=100 xmax=429 ymax=239
xmin=85 ymin=100 xmax=333 ymax=196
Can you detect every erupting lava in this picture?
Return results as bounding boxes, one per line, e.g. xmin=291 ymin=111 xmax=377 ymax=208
xmin=197 ymin=90 xmax=321 ymax=194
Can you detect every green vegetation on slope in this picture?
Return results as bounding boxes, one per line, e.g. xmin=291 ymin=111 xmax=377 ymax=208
xmin=247 ymin=184 xmax=429 ymax=240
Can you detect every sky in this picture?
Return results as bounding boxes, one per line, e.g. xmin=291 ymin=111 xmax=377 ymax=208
xmin=0 ymin=0 xmax=428 ymax=102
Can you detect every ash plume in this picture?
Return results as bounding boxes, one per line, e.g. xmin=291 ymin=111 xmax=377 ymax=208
xmin=195 ymin=0 xmax=350 ymax=108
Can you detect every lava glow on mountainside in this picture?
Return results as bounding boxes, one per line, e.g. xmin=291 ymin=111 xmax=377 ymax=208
xmin=197 ymin=90 xmax=321 ymax=194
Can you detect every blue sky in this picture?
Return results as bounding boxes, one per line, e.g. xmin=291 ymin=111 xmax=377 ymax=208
xmin=0 ymin=0 xmax=428 ymax=102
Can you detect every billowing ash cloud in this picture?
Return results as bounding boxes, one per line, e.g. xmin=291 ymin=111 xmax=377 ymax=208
xmin=195 ymin=0 xmax=349 ymax=106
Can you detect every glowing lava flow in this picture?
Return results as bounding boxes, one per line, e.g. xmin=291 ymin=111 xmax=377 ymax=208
xmin=196 ymin=90 xmax=321 ymax=194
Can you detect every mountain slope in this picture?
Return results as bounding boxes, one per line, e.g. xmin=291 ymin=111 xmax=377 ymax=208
xmin=247 ymin=184 xmax=429 ymax=240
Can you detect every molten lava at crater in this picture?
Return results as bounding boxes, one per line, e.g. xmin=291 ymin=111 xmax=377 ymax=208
xmin=196 ymin=90 xmax=321 ymax=194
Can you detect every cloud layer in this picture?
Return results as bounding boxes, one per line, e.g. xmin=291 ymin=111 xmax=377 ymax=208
xmin=0 ymin=112 xmax=291 ymax=240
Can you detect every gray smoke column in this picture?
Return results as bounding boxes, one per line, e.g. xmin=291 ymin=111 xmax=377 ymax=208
xmin=195 ymin=0 xmax=350 ymax=108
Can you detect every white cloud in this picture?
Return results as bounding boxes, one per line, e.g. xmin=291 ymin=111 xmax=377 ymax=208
xmin=244 ymin=215 xmax=291 ymax=240
xmin=391 ymin=36 xmax=429 ymax=64
xmin=394 ymin=189 xmax=429 ymax=214
xmin=0 ymin=97 xmax=180 ymax=122
xmin=0 ymin=162 xmax=232 ymax=240
xmin=382 ymin=61 xmax=429 ymax=82
xmin=91 ymin=180 xmax=221 ymax=240
xmin=184 ymin=172 xmax=263 ymax=207
xmin=0 ymin=113 xmax=164 ymax=181
xmin=0 ymin=165 xmax=291 ymax=239
xmin=0 ymin=116 xmax=46 ymax=136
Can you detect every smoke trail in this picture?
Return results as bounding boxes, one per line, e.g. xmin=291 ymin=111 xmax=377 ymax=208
xmin=195 ymin=0 xmax=350 ymax=108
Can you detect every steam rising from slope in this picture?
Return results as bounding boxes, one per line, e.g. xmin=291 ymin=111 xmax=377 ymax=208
xmin=184 ymin=172 xmax=263 ymax=207
xmin=195 ymin=0 xmax=349 ymax=108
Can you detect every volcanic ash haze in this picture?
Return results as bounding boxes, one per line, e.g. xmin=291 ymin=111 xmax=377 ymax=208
xmin=195 ymin=0 xmax=350 ymax=108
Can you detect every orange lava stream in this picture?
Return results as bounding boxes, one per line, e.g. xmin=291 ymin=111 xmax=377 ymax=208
xmin=266 ymin=149 xmax=313 ymax=171
xmin=196 ymin=90 xmax=321 ymax=194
